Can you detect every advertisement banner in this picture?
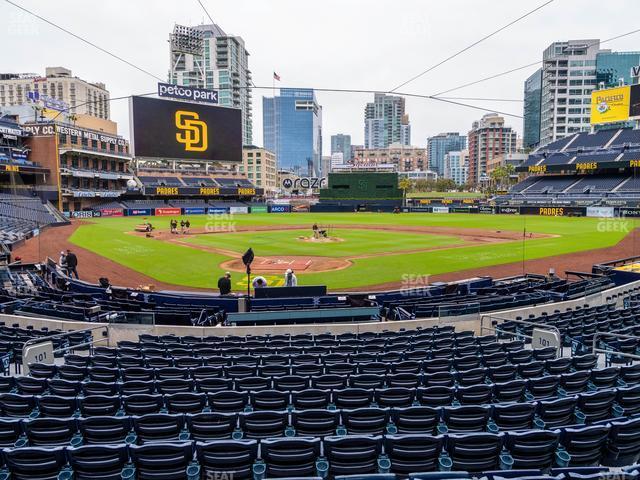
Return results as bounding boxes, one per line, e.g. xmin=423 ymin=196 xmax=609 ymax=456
xmin=586 ymin=206 xmax=615 ymax=218
xmin=70 ymin=210 xmax=100 ymax=219
xmin=498 ymin=206 xmax=520 ymax=215
xmin=157 ymin=82 xmax=218 ymax=104
xmin=269 ymin=205 xmax=291 ymax=213
xmin=590 ymin=86 xmax=631 ymax=124
xmin=130 ymin=96 xmax=242 ymax=162
xmin=99 ymin=208 xmax=124 ymax=217
xmin=127 ymin=208 xmax=152 ymax=217
xmin=618 ymin=207 xmax=640 ymax=218
xmin=229 ymin=206 xmax=249 ymax=214
xmin=207 ymin=207 xmax=228 ymax=215
xmin=478 ymin=205 xmax=496 ymax=214
xmin=144 ymin=186 xmax=262 ymax=197
xmin=631 ymin=84 xmax=640 ymax=119
xmin=155 ymin=207 xmax=181 ymax=216
xmin=183 ymin=207 xmax=206 ymax=215
xmin=432 ymin=206 xmax=450 ymax=214
xmin=520 ymin=206 xmax=586 ymax=217
xmin=251 ymin=206 xmax=268 ymax=213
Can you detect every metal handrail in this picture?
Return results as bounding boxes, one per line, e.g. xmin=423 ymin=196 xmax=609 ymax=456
xmin=22 ymin=324 xmax=109 ymax=360
xmin=480 ymin=314 xmax=564 ymax=357
xmin=593 ymin=331 xmax=640 ymax=362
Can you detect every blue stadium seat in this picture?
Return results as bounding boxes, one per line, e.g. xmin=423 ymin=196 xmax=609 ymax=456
xmin=384 ymin=434 xmax=444 ymax=474
xmin=207 ymin=391 xmax=248 ymax=413
xmin=537 ymin=397 xmax=578 ymax=429
xmin=165 ymin=393 xmax=207 ymax=414
xmin=442 ymin=406 xmax=491 ymax=433
xmin=341 ymin=408 xmax=392 ymax=435
xmin=444 ymin=433 xmax=505 ymax=472
xmin=238 ymin=410 xmax=288 ymax=439
xmin=2 ymin=445 xmax=66 ymax=480
xmin=559 ymin=425 xmax=610 ymax=467
xmin=291 ymin=389 xmax=331 ymax=410
xmin=291 ymin=409 xmax=340 ymax=437
xmin=186 ymin=412 xmax=237 ymax=441
xmin=122 ymin=394 xmax=164 ymax=416
xmin=504 ymin=430 xmax=561 ymax=470
xmin=196 ymin=439 xmax=257 ymax=480
xmin=132 ymin=413 xmax=188 ymax=443
xmin=334 ymin=389 xmax=374 ymax=410
xmin=128 ymin=442 xmax=198 ymax=479
xmin=65 ymin=444 xmax=129 ymax=480
xmin=324 ymin=435 xmax=384 ymax=477
xmin=391 ymin=406 xmax=440 ymax=435
xmin=79 ymin=416 xmax=134 ymax=445
xmin=78 ymin=395 xmax=121 ymax=418
xmin=260 ymin=437 xmax=323 ymax=478
xmin=491 ymin=403 xmax=536 ymax=431
xmin=602 ymin=417 xmax=640 ymax=467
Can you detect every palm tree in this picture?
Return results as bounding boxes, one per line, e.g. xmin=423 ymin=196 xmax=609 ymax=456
xmin=398 ymin=177 xmax=412 ymax=207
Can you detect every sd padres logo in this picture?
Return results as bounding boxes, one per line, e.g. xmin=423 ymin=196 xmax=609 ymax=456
xmin=175 ymin=110 xmax=208 ymax=152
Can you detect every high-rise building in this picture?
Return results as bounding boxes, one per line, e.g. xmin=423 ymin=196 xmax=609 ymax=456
xmin=331 ymin=134 xmax=352 ymax=161
xmin=539 ymin=39 xmax=602 ymax=146
xmin=523 ymin=69 xmax=542 ymax=149
xmin=353 ymin=144 xmax=428 ymax=172
xmin=596 ymin=51 xmax=640 ymax=87
xmin=529 ymin=39 xmax=640 ymax=147
xmin=364 ymin=93 xmax=411 ymax=148
xmin=0 ymin=67 xmax=110 ymax=120
xmin=263 ymin=88 xmax=322 ymax=176
xmin=426 ymin=132 xmax=466 ymax=176
xmin=443 ymin=150 xmax=469 ymax=186
xmin=467 ymin=113 xmax=517 ymax=185
xmin=168 ymin=24 xmax=253 ymax=145
xmin=240 ymin=146 xmax=277 ymax=194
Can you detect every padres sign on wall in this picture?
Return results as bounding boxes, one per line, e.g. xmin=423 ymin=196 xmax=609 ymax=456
xmin=129 ymin=96 xmax=241 ymax=162
xmin=590 ymin=86 xmax=631 ymax=125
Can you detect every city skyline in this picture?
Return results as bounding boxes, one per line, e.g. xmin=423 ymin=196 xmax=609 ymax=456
xmin=2 ymin=0 xmax=640 ymax=154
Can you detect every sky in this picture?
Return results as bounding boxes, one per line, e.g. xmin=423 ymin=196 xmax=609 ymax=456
xmin=2 ymin=0 xmax=640 ymax=153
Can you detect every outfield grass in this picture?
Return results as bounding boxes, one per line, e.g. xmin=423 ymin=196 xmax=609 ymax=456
xmin=182 ymin=228 xmax=463 ymax=257
xmin=69 ymin=213 xmax=634 ymax=290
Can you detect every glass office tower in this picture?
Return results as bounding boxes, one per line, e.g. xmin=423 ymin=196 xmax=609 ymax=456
xmin=263 ymin=88 xmax=322 ymax=176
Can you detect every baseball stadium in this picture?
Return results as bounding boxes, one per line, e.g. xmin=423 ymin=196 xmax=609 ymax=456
xmin=4 ymin=8 xmax=640 ymax=479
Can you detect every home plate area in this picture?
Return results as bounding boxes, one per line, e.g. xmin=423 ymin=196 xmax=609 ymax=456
xmin=254 ymin=256 xmax=313 ymax=272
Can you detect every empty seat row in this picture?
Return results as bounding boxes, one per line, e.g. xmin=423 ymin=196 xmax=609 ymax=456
xmin=0 ymin=386 xmax=637 ymax=435
xmin=64 ymin=340 xmax=535 ymax=366
xmin=1 ymin=423 xmax=639 ymax=480
xmin=39 ymin=354 xmax=610 ymax=386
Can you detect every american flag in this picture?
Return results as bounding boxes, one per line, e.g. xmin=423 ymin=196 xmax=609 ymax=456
xmin=273 ymin=72 xmax=281 ymax=81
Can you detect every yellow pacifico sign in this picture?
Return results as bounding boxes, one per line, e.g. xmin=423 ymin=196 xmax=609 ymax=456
xmin=630 ymin=160 xmax=640 ymax=168
xmin=155 ymin=187 xmax=178 ymax=195
xmin=528 ymin=165 xmax=546 ymax=173
xmin=591 ymin=86 xmax=631 ymax=124
xmin=199 ymin=187 xmax=220 ymax=196
xmin=575 ymin=162 xmax=598 ymax=171
xmin=5 ymin=165 xmax=19 ymax=172
xmin=539 ymin=207 xmax=564 ymax=216
xmin=175 ymin=110 xmax=208 ymax=152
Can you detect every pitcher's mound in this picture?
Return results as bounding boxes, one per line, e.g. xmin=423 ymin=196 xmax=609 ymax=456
xmin=220 ymin=255 xmax=351 ymax=273
xmin=297 ymin=235 xmax=344 ymax=243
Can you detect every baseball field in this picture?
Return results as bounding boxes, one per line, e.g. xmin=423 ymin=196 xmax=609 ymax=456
xmin=52 ymin=212 xmax=635 ymax=291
